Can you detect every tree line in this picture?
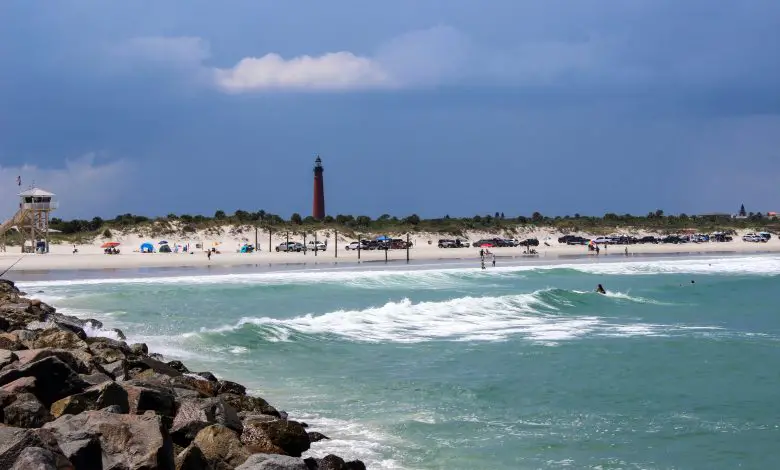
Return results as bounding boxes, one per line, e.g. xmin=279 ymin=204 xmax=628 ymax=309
xmin=46 ymin=207 xmax=778 ymax=236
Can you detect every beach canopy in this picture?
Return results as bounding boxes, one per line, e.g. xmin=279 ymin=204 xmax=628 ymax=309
xmin=158 ymin=240 xmax=169 ymax=245
xmin=101 ymin=242 xmax=120 ymax=248
xmin=140 ymin=242 xmax=154 ymax=253
xmin=376 ymin=235 xmax=391 ymax=241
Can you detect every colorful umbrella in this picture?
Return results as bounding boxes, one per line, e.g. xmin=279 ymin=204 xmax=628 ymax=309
xmin=101 ymin=242 xmax=120 ymax=248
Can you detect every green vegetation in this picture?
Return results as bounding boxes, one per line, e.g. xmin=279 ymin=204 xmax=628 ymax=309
xmin=28 ymin=208 xmax=779 ymax=245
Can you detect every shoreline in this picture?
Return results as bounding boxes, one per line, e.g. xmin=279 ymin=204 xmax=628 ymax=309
xmin=4 ymin=249 xmax=779 ymax=282
xmin=0 ymin=279 xmax=366 ymax=469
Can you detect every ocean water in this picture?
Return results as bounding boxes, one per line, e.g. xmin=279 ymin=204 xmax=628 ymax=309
xmin=17 ymin=255 xmax=780 ymax=469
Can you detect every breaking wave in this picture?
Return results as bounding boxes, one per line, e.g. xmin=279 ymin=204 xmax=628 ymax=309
xmin=185 ymin=289 xmax=715 ymax=344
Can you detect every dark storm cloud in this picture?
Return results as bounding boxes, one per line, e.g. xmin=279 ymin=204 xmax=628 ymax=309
xmin=1 ymin=0 xmax=779 ymax=218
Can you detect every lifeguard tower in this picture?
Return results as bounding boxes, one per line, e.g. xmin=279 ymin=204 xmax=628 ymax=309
xmin=0 ymin=187 xmax=58 ymax=253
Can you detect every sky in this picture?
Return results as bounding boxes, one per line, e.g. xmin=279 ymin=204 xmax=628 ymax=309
xmin=1 ymin=0 xmax=779 ymax=220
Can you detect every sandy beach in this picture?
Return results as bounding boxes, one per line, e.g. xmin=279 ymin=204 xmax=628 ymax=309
xmin=2 ymin=227 xmax=778 ymax=273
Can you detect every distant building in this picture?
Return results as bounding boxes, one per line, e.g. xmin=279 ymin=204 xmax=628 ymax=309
xmin=312 ymin=155 xmax=325 ymax=220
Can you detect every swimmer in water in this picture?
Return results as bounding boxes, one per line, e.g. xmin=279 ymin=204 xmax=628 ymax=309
xmin=596 ymin=284 xmax=606 ymax=294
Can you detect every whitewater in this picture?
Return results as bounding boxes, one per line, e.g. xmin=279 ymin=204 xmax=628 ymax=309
xmin=15 ymin=254 xmax=780 ymax=469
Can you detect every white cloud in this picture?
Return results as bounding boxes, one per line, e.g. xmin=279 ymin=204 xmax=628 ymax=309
xmin=114 ymin=26 xmax=628 ymax=93
xmin=214 ymin=51 xmax=395 ymax=92
xmin=0 ymin=154 xmax=133 ymax=219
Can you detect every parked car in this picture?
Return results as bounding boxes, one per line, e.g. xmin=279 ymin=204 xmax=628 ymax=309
xmin=345 ymin=241 xmax=369 ymax=250
xmin=742 ymin=233 xmax=765 ymax=243
xmin=438 ymin=239 xmax=457 ymax=248
xmin=276 ymin=242 xmax=304 ymax=252
xmin=519 ymin=238 xmax=540 ymax=247
xmin=558 ymin=235 xmax=589 ymax=245
xmin=307 ymin=240 xmax=327 ymax=251
xmin=638 ymin=236 xmax=658 ymax=244
xmin=592 ymin=237 xmax=612 ymax=245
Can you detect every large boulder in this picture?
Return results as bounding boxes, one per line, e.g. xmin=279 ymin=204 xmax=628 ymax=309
xmin=1 ymin=376 xmax=37 ymax=395
xmin=220 ymin=393 xmax=280 ymax=418
xmin=240 ymin=419 xmax=310 ymax=457
xmin=46 ymin=430 xmax=101 ymax=470
xmin=167 ymin=360 xmax=189 ymax=374
xmin=3 ymin=392 xmax=52 ymax=428
xmin=9 ymin=446 xmax=73 ymax=470
xmin=173 ymin=375 xmax=220 ymax=398
xmin=307 ymin=432 xmax=329 ymax=443
xmin=24 ymin=329 xmax=87 ymax=351
xmin=121 ymin=381 xmax=177 ymax=419
xmin=125 ymin=356 xmax=184 ymax=378
xmin=217 ymin=380 xmax=246 ymax=396
xmin=171 ymin=397 xmax=243 ymax=447
xmin=13 ymin=349 xmax=90 ymax=374
xmin=192 ymin=424 xmax=251 ymax=469
xmin=236 ymin=453 xmax=309 ymax=470
xmin=86 ymin=338 xmax=129 ymax=364
xmin=78 ymin=372 xmax=111 ymax=386
xmin=315 ymin=455 xmax=347 ymax=470
xmin=50 ymin=381 xmax=129 ymax=418
xmin=0 ymin=333 xmax=25 ymax=351
xmin=0 ymin=427 xmax=68 ymax=470
xmin=0 ymin=350 xmax=15 ymax=370
xmin=175 ymin=444 xmax=210 ymax=470
xmin=0 ymin=356 xmax=88 ymax=407
xmin=43 ymin=410 xmax=175 ymax=470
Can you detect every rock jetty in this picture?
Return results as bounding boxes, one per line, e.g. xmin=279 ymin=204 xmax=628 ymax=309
xmin=0 ymin=278 xmax=366 ymax=470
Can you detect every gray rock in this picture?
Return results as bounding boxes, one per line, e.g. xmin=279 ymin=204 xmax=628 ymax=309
xmin=174 ymin=387 xmax=202 ymax=400
xmin=130 ymin=342 xmax=148 ymax=356
xmin=0 ymin=427 xmax=67 ymax=470
xmin=99 ymin=359 xmax=126 ymax=379
xmin=23 ymin=328 xmax=87 ymax=350
xmin=43 ymin=410 xmax=174 ymax=470
xmin=3 ymin=392 xmax=52 ymax=428
xmin=220 ymin=393 xmax=280 ymax=418
xmin=79 ymin=372 xmax=111 ymax=385
xmin=167 ymin=360 xmax=189 ymax=373
xmin=100 ymin=404 xmax=123 ymax=413
xmin=236 ymin=453 xmax=309 ymax=470
xmin=217 ymin=380 xmax=246 ymax=395
xmin=240 ymin=419 xmax=310 ymax=457
xmin=13 ymin=349 xmax=90 ymax=374
xmin=193 ymin=424 xmax=251 ymax=469
xmin=0 ymin=356 xmax=88 ymax=407
xmin=0 ymin=376 xmax=37 ymax=395
xmin=50 ymin=380 xmax=129 ymax=418
xmin=317 ymin=454 xmax=346 ymax=470
xmin=121 ymin=381 xmax=177 ymax=419
xmin=171 ymin=397 xmax=242 ymax=447
xmin=0 ymin=349 xmax=16 ymax=370
xmin=197 ymin=371 xmax=218 ymax=382
xmin=175 ymin=444 xmax=210 ymax=470
xmin=47 ymin=430 xmax=101 ymax=470
xmin=308 ymin=432 xmax=330 ymax=443
xmin=10 ymin=446 xmax=72 ymax=470
xmin=0 ymin=333 xmax=24 ymax=351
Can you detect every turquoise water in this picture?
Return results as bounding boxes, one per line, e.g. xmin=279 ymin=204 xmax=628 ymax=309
xmin=18 ymin=255 xmax=780 ymax=469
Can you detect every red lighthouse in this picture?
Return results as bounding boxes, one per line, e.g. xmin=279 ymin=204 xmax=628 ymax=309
xmin=312 ymin=155 xmax=325 ymax=220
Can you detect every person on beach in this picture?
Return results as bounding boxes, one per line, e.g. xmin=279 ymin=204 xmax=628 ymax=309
xmin=479 ymin=248 xmax=484 ymax=260
xmin=625 ymin=246 xmax=628 ymax=256
xmin=207 ymin=250 xmax=211 ymax=261
xmin=492 ymin=254 xmax=496 ymax=267
xmin=596 ymin=284 xmax=606 ymax=294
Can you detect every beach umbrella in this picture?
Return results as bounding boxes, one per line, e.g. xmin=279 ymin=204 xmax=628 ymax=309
xmin=158 ymin=240 xmax=169 ymax=245
xmin=101 ymin=242 xmax=120 ymax=248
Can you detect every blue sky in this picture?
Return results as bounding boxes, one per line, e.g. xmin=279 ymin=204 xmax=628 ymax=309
xmin=1 ymin=0 xmax=779 ymax=219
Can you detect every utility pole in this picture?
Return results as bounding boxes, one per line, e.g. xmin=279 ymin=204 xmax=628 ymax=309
xmin=314 ymin=232 xmax=318 ymax=257
xmin=268 ymin=227 xmax=272 ymax=253
xmin=335 ymin=230 xmax=338 ymax=258
xmin=406 ymin=233 xmax=410 ymax=263
xmin=385 ymin=243 xmax=388 ymax=263
xmin=358 ymin=234 xmax=361 ymax=261
xmin=255 ymin=226 xmax=258 ymax=251
xmin=303 ymin=233 xmax=307 ymax=255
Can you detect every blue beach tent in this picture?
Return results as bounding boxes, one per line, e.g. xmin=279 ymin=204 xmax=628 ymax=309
xmin=376 ymin=235 xmax=391 ymax=241
xmin=140 ymin=242 xmax=154 ymax=253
